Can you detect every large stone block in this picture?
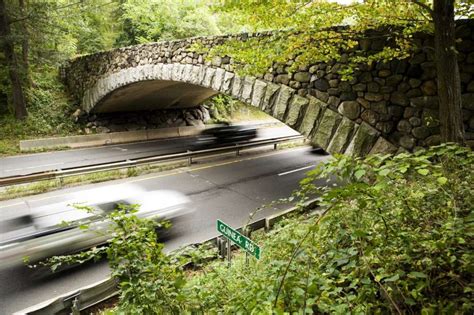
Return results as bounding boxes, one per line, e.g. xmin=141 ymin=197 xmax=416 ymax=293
xmin=344 ymin=122 xmax=380 ymax=157
xmin=203 ymin=68 xmax=216 ymax=88
xmin=261 ymin=83 xmax=280 ymax=111
xmin=273 ymin=85 xmax=295 ymax=120
xmin=338 ymin=101 xmax=360 ymax=120
xmin=369 ymin=137 xmax=398 ymax=154
xmin=161 ymin=64 xmax=173 ymax=80
xmin=182 ymin=64 xmax=193 ymax=82
xmin=311 ymin=109 xmax=342 ymax=149
xmin=410 ymin=96 xmax=439 ymax=109
xmin=189 ymin=65 xmax=202 ymax=85
xmin=285 ymin=95 xmax=309 ymax=127
xmin=212 ymin=68 xmax=226 ymax=91
xmin=231 ymin=76 xmax=244 ymax=99
xmin=327 ymin=117 xmax=358 ymax=154
xmin=241 ymin=76 xmax=256 ymax=102
xmin=197 ymin=66 xmax=207 ymax=85
xmin=221 ymin=71 xmax=235 ymax=94
xmin=172 ymin=63 xmax=185 ymax=81
xmin=298 ymin=96 xmax=326 ymax=136
xmin=251 ymin=79 xmax=267 ymax=107
xmin=462 ymin=93 xmax=474 ymax=110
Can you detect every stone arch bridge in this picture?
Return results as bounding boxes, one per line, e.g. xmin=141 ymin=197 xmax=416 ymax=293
xmin=63 ymin=21 xmax=474 ymax=156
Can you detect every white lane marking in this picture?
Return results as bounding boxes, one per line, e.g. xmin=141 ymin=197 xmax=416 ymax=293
xmin=278 ymin=165 xmax=314 ymax=176
xmin=4 ymin=162 xmax=64 ymax=172
xmin=0 ymin=147 xmax=311 ymax=209
xmin=0 ymin=202 xmax=24 ymax=208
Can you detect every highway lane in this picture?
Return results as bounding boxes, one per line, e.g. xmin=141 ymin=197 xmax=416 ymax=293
xmin=0 ymin=147 xmax=330 ymax=314
xmin=0 ymin=125 xmax=299 ymax=178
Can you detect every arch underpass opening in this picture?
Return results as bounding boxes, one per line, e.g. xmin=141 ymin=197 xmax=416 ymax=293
xmin=83 ymin=88 xmax=277 ymax=134
xmin=94 ymin=80 xmax=219 ymax=113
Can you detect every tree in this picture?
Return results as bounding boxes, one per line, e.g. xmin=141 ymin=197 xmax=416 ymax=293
xmin=430 ymin=0 xmax=464 ymax=143
xmin=113 ymin=0 xmax=224 ymax=47
xmin=0 ymin=0 xmax=27 ymax=119
xmin=211 ymin=0 xmax=471 ymax=145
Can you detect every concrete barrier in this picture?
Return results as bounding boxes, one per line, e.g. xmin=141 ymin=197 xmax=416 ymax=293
xmin=20 ymin=127 xmax=187 ymax=152
xmin=19 ymin=120 xmax=282 ymax=152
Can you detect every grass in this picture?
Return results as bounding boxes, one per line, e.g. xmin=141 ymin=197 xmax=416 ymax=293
xmin=275 ymin=139 xmax=306 ymax=150
xmin=227 ymin=102 xmax=272 ymax=122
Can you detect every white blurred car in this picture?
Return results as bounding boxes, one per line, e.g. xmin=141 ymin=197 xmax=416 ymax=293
xmin=0 ymin=184 xmax=191 ymax=270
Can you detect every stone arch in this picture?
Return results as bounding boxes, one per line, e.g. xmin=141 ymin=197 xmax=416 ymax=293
xmin=65 ymin=22 xmax=474 ymax=156
xmin=80 ymin=62 xmax=395 ymax=157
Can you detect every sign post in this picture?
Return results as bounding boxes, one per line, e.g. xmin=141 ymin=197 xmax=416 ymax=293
xmin=216 ymin=219 xmax=261 ymax=261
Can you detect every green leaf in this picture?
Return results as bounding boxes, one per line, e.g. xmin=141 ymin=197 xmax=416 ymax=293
xmin=378 ymin=168 xmax=390 ymax=176
xmin=361 ymin=278 xmax=371 ymax=285
xmin=437 ymin=177 xmax=448 ymax=185
xmin=354 ymin=169 xmax=366 ymax=179
xmin=408 ymin=271 xmax=428 ymax=278
xmin=383 ymin=274 xmax=399 ymax=282
xmin=417 ymin=169 xmax=429 ymax=176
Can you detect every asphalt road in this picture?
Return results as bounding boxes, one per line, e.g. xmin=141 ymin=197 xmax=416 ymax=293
xmin=0 ymin=125 xmax=299 ymax=178
xmin=0 ymin=147 xmax=330 ymax=314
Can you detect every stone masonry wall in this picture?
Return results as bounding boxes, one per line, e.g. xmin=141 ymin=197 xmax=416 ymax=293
xmin=77 ymin=105 xmax=211 ymax=134
xmin=64 ymin=20 xmax=474 ymax=155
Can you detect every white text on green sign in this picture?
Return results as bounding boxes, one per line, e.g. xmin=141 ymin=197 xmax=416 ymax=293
xmin=217 ymin=219 xmax=260 ymax=259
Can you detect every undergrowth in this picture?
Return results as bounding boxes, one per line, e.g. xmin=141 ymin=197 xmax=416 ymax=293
xmin=0 ymin=65 xmax=83 ymax=156
xmin=204 ymin=94 xmax=270 ymax=124
xmin=41 ymin=144 xmax=473 ymax=314
xmin=185 ymin=143 xmax=473 ymax=314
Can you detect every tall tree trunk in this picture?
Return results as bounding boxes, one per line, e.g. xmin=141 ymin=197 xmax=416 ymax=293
xmin=433 ymin=0 xmax=464 ymax=144
xmin=0 ymin=0 xmax=27 ymax=119
xmin=19 ymin=0 xmax=32 ymax=87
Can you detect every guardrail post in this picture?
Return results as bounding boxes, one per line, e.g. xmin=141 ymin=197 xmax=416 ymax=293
xmin=187 ymin=150 xmax=192 ymax=166
xmin=236 ymin=144 xmax=240 ymax=156
xmin=227 ymin=238 xmax=232 ymax=267
xmin=216 ymin=236 xmax=226 ymax=258
xmin=71 ymin=297 xmax=81 ymax=315
xmin=242 ymin=226 xmax=251 ymax=266
xmin=57 ymin=170 xmax=63 ymax=187
xmin=274 ymin=143 xmax=278 ymax=150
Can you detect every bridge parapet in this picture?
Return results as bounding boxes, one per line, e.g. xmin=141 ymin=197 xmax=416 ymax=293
xmin=64 ymin=21 xmax=474 ymax=156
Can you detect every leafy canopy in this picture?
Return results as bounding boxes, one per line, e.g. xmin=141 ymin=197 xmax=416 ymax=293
xmin=206 ymin=0 xmax=473 ymax=76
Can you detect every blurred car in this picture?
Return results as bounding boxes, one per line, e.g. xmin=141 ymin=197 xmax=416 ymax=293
xmin=0 ymin=184 xmax=191 ymax=270
xmin=194 ymin=123 xmax=258 ymax=149
xmin=309 ymin=144 xmax=330 ymax=155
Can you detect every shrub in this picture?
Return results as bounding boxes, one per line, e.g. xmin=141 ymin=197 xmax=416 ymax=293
xmin=36 ymin=144 xmax=473 ymax=314
xmin=184 ymin=144 xmax=473 ymax=314
xmin=37 ymin=204 xmax=186 ymax=314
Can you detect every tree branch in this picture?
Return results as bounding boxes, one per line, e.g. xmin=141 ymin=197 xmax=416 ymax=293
xmin=410 ymin=0 xmax=434 ymax=16
xmin=8 ymin=13 xmax=31 ymax=24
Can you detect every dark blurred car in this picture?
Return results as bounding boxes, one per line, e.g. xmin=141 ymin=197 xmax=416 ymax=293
xmin=194 ymin=123 xmax=258 ymax=148
xmin=0 ymin=184 xmax=191 ymax=270
xmin=310 ymin=144 xmax=330 ymax=155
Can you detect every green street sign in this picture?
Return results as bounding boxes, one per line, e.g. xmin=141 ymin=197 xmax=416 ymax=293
xmin=217 ymin=219 xmax=261 ymax=259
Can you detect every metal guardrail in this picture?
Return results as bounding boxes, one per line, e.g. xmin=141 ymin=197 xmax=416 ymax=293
xmin=16 ymin=198 xmax=319 ymax=315
xmin=0 ymin=135 xmax=304 ymax=187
